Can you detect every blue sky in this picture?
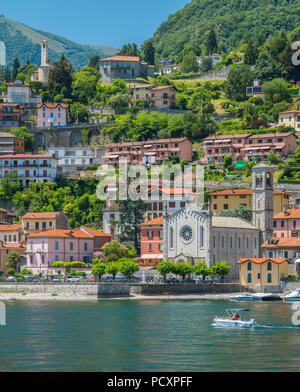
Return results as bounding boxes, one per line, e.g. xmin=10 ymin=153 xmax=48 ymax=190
xmin=1 ymin=0 xmax=190 ymax=48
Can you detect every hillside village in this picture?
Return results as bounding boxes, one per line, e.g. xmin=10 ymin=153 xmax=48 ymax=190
xmin=0 ymin=20 xmax=299 ymax=291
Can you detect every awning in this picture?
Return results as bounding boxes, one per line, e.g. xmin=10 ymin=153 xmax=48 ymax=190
xmin=108 ymin=155 xmax=120 ymax=159
xmin=143 ymin=144 xmax=152 ymax=148
xmin=260 ymin=146 xmax=271 ymax=150
xmin=144 ymin=152 xmax=157 ymax=156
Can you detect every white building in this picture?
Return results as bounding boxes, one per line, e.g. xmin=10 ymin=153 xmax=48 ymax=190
xmin=47 ymin=147 xmax=98 ymax=175
xmin=0 ymin=154 xmax=57 ymax=187
xmin=197 ymin=54 xmax=222 ymax=68
xmin=278 ymin=110 xmax=300 ymax=131
xmin=4 ymin=80 xmax=42 ymax=107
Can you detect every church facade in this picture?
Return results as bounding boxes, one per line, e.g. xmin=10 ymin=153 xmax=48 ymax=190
xmin=162 ymin=163 xmax=275 ymax=279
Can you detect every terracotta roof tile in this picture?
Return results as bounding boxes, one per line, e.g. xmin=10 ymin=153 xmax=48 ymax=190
xmin=262 ymin=238 xmax=300 ymax=248
xmin=22 ymin=212 xmax=62 ymax=219
xmin=0 ymin=224 xmax=22 ymax=231
xmin=140 ymin=216 xmax=164 ymax=226
xmin=209 ymin=189 xmax=286 ymax=196
xmin=274 ymin=209 xmax=300 ymax=219
xmin=100 ymin=56 xmax=140 ymax=62
xmin=81 ymin=226 xmax=112 ymax=237
xmin=237 ymin=258 xmax=289 ymax=264
xmin=27 ymin=229 xmax=93 ymax=239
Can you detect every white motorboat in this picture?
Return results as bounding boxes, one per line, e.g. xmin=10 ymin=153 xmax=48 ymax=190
xmin=230 ymin=293 xmax=261 ymax=301
xmin=213 ymin=309 xmax=256 ymax=328
xmin=257 ymin=293 xmax=282 ymax=301
xmin=283 ymin=289 xmax=300 ymax=302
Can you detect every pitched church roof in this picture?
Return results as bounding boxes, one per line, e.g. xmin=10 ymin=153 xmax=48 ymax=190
xmin=212 ymin=216 xmax=258 ymax=230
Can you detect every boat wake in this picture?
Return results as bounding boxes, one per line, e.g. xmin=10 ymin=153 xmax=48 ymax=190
xmin=212 ymin=323 xmax=300 ymax=330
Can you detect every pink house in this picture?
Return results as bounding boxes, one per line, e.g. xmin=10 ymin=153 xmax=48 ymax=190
xmin=273 ymin=209 xmax=300 ymax=238
xmin=25 ymin=229 xmax=94 ymax=275
xmin=36 ymin=103 xmax=69 ymax=128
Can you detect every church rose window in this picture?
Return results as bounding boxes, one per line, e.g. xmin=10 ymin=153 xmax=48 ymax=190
xmin=180 ymin=225 xmax=193 ymax=242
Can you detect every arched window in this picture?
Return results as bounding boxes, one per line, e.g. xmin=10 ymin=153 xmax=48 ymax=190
xmin=267 ymin=273 xmax=272 ymax=283
xmin=200 ymin=226 xmax=204 ymax=248
xmin=247 ymin=262 xmax=252 ymax=271
xmin=267 ymin=262 xmax=272 ymax=271
xmin=248 ymin=273 xmax=252 ymax=283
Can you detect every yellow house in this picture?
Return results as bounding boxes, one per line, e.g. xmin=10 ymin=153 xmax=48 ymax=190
xmin=237 ymin=258 xmax=290 ymax=286
xmin=21 ymin=212 xmax=69 ymax=236
xmin=209 ymin=189 xmax=289 ymax=215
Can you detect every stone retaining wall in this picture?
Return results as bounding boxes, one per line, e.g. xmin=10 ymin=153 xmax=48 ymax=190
xmin=0 ymin=283 xmax=130 ymax=298
xmin=130 ymin=283 xmax=241 ymax=295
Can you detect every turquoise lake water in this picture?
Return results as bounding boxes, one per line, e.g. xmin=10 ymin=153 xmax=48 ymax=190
xmin=0 ymin=299 xmax=300 ymax=372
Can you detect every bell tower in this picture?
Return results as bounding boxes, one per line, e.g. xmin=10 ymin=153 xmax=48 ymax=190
xmin=252 ymin=163 xmax=274 ymax=246
xmin=41 ymin=40 xmax=49 ymax=66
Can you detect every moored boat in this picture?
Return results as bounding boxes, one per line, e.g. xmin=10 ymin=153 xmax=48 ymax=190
xmin=213 ymin=309 xmax=256 ymax=328
xmin=258 ymin=293 xmax=282 ymax=301
xmin=230 ymin=293 xmax=261 ymax=301
xmin=283 ymin=289 xmax=300 ymax=302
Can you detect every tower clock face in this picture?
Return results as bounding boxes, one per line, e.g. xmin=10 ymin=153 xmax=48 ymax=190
xmin=180 ymin=225 xmax=193 ymax=243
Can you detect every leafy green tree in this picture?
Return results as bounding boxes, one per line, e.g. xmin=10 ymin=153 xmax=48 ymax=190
xmin=223 ymin=155 xmax=233 ymax=171
xmin=105 ymin=262 xmax=120 ymax=280
xmin=205 ymin=29 xmax=218 ymax=55
xmin=12 ymin=57 xmax=20 ymax=81
xmin=6 ymin=268 xmax=16 ymax=276
xmin=20 ymin=269 xmax=33 ymax=276
xmin=118 ymin=43 xmax=139 ymax=57
xmin=244 ymin=39 xmax=258 ymax=65
xmin=211 ymin=262 xmax=232 ymax=282
xmin=181 ymin=51 xmax=199 ymax=74
xmin=157 ymin=261 xmax=175 ymax=280
xmin=9 ymin=127 xmax=34 ymax=151
xmin=220 ymin=205 xmax=253 ymax=222
xmin=102 ymin=240 xmax=128 ymax=261
xmin=70 ymin=102 xmax=89 ymax=123
xmin=48 ymin=55 xmax=73 ymax=100
xmin=5 ymin=252 xmax=21 ymax=269
xmin=72 ymin=66 xmax=100 ymax=104
xmin=193 ymin=262 xmax=212 ymax=282
xmin=262 ymin=78 xmax=290 ymax=103
xmin=118 ymin=200 xmax=148 ymax=251
xmin=88 ymin=55 xmax=100 ymax=70
xmin=142 ymin=39 xmax=155 ymax=65
xmin=224 ymin=65 xmax=254 ymax=101
xmin=254 ymin=51 xmax=286 ymax=83
xmin=118 ymin=259 xmax=139 ymax=280
xmin=173 ymin=262 xmax=193 ymax=281
xmin=199 ymin=57 xmax=213 ymax=73
xmin=91 ymin=262 xmax=106 ymax=280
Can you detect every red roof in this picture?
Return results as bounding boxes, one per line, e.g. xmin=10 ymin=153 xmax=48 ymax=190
xmin=274 ymin=209 xmax=300 ymax=219
xmin=36 ymin=103 xmax=69 ymax=109
xmin=209 ymin=189 xmax=286 ymax=196
xmin=0 ymin=154 xmax=52 ymax=159
xmin=22 ymin=212 xmax=62 ymax=219
xmin=81 ymin=226 xmax=112 ymax=238
xmin=140 ymin=216 xmax=164 ymax=227
xmin=279 ymin=110 xmax=300 ymax=115
xmin=262 ymin=238 xmax=300 ymax=248
xmin=27 ymin=229 xmax=94 ymax=239
xmin=237 ymin=258 xmax=289 ymax=264
xmin=100 ymin=56 xmax=140 ymax=62
xmin=0 ymin=224 xmax=22 ymax=231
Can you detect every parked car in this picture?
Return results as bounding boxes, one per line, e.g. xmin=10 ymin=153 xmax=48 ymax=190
xmin=89 ymin=276 xmax=96 ymax=283
xmin=52 ymin=277 xmax=64 ymax=282
xmin=6 ymin=276 xmax=16 ymax=282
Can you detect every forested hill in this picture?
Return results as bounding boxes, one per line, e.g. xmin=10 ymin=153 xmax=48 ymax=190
xmin=0 ymin=16 xmax=118 ymax=68
xmin=152 ymin=0 xmax=300 ymax=56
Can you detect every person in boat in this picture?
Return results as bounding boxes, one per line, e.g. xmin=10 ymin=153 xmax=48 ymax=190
xmin=235 ymin=313 xmax=240 ymax=320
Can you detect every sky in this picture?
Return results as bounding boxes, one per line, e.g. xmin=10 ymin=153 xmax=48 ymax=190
xmin=1 ymin=0 xmax=191 ymax=49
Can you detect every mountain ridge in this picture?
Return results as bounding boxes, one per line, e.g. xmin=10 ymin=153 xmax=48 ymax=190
xmin=0 ymin=16 xmax=118 ymax=68
xmin=151 ymin=0 xmax=300 ymax=56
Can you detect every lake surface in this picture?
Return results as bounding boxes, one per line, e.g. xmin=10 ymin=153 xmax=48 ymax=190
xmin=0 ymin=299 xmax=300 ymax=372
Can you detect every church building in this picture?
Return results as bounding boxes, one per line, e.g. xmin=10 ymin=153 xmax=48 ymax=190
xmin=162 ymin=163 xmax=275 ymax=279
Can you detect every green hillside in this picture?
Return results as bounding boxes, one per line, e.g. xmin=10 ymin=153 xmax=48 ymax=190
xmin=0 ymin=16 xmax=118 ymax=68
xmin=152 ymin=0 xmax=300 ymax=56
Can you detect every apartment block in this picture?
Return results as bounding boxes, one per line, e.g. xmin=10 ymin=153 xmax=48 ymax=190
xmin=203 ymin=132 xmax=297 ymax=163
xmin=105 ymin=137 xmax=193 ymax=167
xmin=0 ymin=154 xmax=57 ymax=187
